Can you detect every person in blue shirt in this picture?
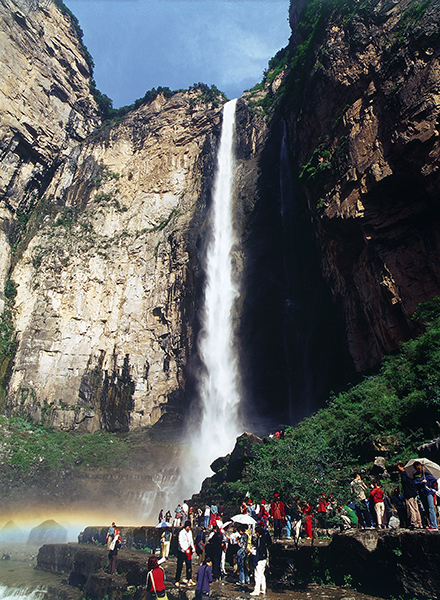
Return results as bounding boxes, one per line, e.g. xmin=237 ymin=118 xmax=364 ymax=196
xmin=412 ymin=461 xmax=438 ymax=530
xmin=196 ymin=557 xmax=213 ymax=598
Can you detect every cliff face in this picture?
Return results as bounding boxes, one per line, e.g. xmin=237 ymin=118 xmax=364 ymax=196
xmin=4 ymin=0 xmax=440 ymax=436
xmin=0 ymin=0 xmax=228 ymax=431
xmin=0 ymin=0 xmax=100 ymax=257
xmin=282 ymin=0 xmax=440 ymax=371
xmin=8 ymin=92 xmax=223 ymax=432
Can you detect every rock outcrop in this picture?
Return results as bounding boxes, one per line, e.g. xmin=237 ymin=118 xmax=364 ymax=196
xmin=27 ymin=519 xmax=67 ymax=545
xmin=281 ymin=0 xmax=440 ymax=371
xmin=271 ymin=528 xmax=440 ymax=599
xmin=37 ymin=529 xmax=440 ymax=600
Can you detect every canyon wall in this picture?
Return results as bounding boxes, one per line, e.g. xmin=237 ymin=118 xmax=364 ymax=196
xmin=0 ymin=0 xmax=232 ymax=431
xmin=3 ymin=0 xmax=440 ymax=436
xmin=282 ymin=0 xmax=440 ymax=372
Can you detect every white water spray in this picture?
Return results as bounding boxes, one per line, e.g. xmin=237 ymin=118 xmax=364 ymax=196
xmin=0 ymin=586 xmax=46 ymax=600
xmin=190 ymin=98 xmax=242 ymax=487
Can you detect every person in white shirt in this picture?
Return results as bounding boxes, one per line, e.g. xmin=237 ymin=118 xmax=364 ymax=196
xmin=175 ymin=520 xmax=195 ymax=587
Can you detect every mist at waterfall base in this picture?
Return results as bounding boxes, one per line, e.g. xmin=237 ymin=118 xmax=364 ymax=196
xmin=186 ymin=99 xmax=243 ymax=492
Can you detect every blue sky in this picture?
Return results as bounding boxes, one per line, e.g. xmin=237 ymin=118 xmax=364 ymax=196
xmin=65 ymin=0 xmax=291 ymax=108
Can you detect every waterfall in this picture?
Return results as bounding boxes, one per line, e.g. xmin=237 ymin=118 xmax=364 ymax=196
xmin=190 ymin=98 xmax=242 ymax=488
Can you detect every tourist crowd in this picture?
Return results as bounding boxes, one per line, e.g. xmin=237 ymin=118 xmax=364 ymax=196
xmin=104 ymin=459 xmax=439 ymax=597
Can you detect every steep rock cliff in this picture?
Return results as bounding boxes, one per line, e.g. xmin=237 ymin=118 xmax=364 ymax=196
xmin=0 ymin=0 xmax=229 ymax=431
xmin=0 ymin=0 xmax=100 ymax=296
xmin=281 ymin=0 xmax=440 ymax=371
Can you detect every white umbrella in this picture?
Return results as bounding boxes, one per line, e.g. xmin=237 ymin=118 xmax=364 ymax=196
xmin=231 ymin=514 xmax=256 ymax=525
xmin=222 ymin=521 xmax=233 ymax=529
xmin=404 ymin=457 xmax=440 ymax=480
xmin=155 ymin=522 xmax=171 ymax=528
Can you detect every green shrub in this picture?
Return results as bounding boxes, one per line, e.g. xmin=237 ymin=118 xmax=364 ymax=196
xmin=231 ymin=306 xmax=440 ymax=505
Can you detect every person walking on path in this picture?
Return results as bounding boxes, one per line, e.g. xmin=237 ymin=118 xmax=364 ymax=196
xmin=175 ymin=520 xmax=196 ymax=587
xmin=397 ymin=462 xmax=423 ymax=528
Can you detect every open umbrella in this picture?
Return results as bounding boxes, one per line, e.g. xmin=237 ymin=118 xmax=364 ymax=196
xmin=231 ymin=514 xmax=256 ymax=525
xmin=404 ymin=457 xmax=440 ymax=480
xmin=155 ymin=522 xmax=171 ymax=528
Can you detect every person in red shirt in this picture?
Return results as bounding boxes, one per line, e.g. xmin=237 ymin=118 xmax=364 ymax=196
xmin=317 ymin=494 xmax=329 ymax=528
xmin=370 ymin=482 xmax=386 ymax=528
xmin=270 ymin=494 xmax=285 ymax=539
xmin=303 ymin=501 xmax=313 ymax=539
xmin=146 ymin=555 xmax=166 ymax=599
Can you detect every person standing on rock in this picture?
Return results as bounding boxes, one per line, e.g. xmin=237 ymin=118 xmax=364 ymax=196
xmin=205 ymin=523 xmax=222 ymax=581
xmin=412 ymin=461 xmax=438 ymax=530
xmin=209 ymin=503 xmax=218 ymax=527
xmin=175 ymin=520 xmax=195 ymax=587
xmin=106 ymin=522 xmax=115 ymax=549
xmin=195 ymin=527 xmax=207 ymax=565
xmin=195 ymin=556 xmax=213 ymax=599
xmin=250 ymin=525 xmax=271 ymax=596
xmin=204 ymin=504 xmax=211 ymax=528
xmin=161 ymin=526 xmax=172 ymax=559
xmin=397 ymin=462 xmax=423 ymax=528
xmin=270 ymin=493 xmax=285 ymax=539
xmin=370 ymin=482 xmax=386 ymax=528
xmin=107 ymin=533 xmax=121 ymax=575
xmin=236 ymin=525 xmax=250 ymax=585
xmin=146 ymin=555 xmax=167 ymax=599
xmin=302 ymin=501 xmax=313 ymax=539
xmin=350 ymin=473 xmax=372 ymax=528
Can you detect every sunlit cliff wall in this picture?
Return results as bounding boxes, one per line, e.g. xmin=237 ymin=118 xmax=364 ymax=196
xmin=0 ymin=0 xmax=225 ymax=431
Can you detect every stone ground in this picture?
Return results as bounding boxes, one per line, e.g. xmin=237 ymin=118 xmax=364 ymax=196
xmin=0 ymin=540 xmax=385 ymax=600
xmin=157 ymin=545 xmax=383 ymax=600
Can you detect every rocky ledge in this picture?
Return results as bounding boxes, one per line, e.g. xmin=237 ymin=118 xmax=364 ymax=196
xmin=35 ymin=528 xmax=440 ymax=600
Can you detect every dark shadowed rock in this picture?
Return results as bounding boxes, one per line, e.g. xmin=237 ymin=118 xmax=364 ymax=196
xmin=210 ymin=455 xmax=230 ymax=474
